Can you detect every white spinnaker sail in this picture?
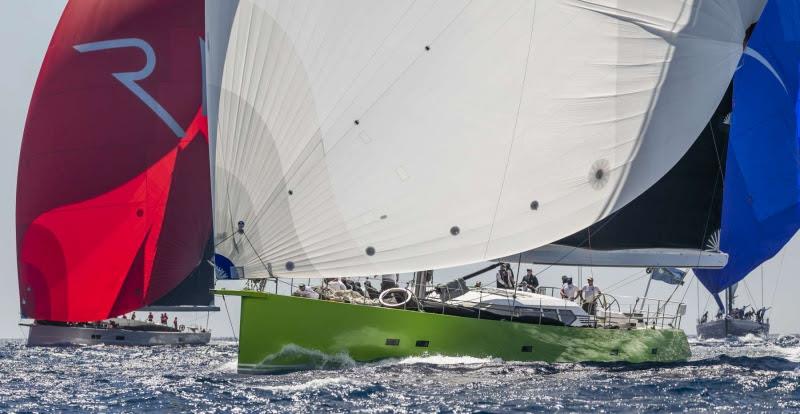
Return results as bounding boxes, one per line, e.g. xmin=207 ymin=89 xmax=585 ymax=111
xmin=206 ymin=0 xmax=764 ymax=279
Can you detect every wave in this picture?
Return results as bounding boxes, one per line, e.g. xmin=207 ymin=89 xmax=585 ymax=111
xmin=257 ymin=344 xmax=357 ymax=372
xmin=390 ymin=354 xmax=502 ymax=366
xmin=258 ymin=377 xmax=357 ymax=393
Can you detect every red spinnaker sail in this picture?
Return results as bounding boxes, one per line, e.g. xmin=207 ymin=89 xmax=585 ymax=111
xmin=16 ymin=0 xmax=211 ymax=322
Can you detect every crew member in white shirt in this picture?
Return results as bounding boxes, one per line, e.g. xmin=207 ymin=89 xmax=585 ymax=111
xmin=560 ymin=277 xmax=579 ymax=301
xmin=292 ymin=283 xmax=320 ymax=299
xmin=579 ymin=277 xmax=601 ymax=314
xmin=326 ymin=278 xmax=347 ymax=291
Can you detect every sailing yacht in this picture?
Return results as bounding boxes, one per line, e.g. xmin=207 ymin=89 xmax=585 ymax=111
xmin=204 ymin=0 xmax=764 ymax=372
xmin=694 ymin=0 xmax=799 ymax=340
xmin=696 ymin=284 xmax=769 ymax=339
xmin=16 ymin=1 xmax=217 ymax=345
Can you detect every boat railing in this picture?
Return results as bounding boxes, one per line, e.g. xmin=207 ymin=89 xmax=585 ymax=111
xmin=531 ymin=285 xmax=686 ymax=328
xmin=422 ymin=283 xmax=686 ymax=330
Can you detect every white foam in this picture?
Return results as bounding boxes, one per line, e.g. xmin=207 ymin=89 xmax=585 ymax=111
xmin=393 ymin=354 xmax=501 ymax=366
xmin=216 ymin=358 xmax=238 ymax=373
xmin=780 ymin=346 xmax=800 ymax=363
xmin=739 ymin=334 xmax=767 ymax=343
xmin=260 ymin=377 xmax=355 ymax=392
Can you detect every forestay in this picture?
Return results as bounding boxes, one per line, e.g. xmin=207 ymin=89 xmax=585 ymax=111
xmin=206 ymin=0 xmax=764 ymax=278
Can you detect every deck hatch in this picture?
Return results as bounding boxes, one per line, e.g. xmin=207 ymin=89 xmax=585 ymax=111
xmin=611 ymin=349 xmax=620 ymax=356
xmin=651 ymin=348 xmax=658 ymax=355
xmin=415 ymin=340 xmax=430 ymax=347
xmin=521 ymin=345 xmax=533 ymax=353
xmin=385 ymin=338 xmax=400 ymax=346
xmin=91 ymin=334 xmax=101 ymax=340
xmin=115 ymin=335 xmax=125 ymax=340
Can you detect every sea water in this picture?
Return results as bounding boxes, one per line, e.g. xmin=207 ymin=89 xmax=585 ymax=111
xmin=0 ymin=336 xmax=798 ymax=412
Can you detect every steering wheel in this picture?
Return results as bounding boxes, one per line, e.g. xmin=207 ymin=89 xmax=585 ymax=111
xmin=379 ymin=288 xmax=414 ymax=308
xmin=595 ymin=293 xmax=620 ymax=313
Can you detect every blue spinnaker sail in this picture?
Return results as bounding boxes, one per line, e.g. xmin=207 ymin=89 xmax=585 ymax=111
xmin=696 ymin=0 xmax=800 ymax=297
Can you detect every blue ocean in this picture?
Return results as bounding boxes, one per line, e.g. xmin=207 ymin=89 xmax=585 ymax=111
xmin=0 ymin=336 xmax=798 ymax=413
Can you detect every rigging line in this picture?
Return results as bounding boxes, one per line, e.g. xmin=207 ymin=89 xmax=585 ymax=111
xmin=214 ymin=231 xmax=237 ymax=248
xmin=660 ymin=276 xmax=686 ymax=315
xmin=604 ymin=269 xmax=647 ymax=292
xmin=741 ymin=279 xmax=757 ymax=309
xmin=677 ymin=273 xmax=694 ymax=307
xmin=760 ymin=265 xmax=764 ymax=308
xmin=695 ymin=168 xmax=720 ymax=268
xmin=708 ymin=119 xmax=725 ymax=178
xmin=694 ymin=118 xmax=724 ymax=266
xmin=702 ymin=288 xmax=712 ymax=312
xmin=696 ymin=270 xmax=700 ymax=317
xmin=770 ymin=250 xmax=786 ymax=306
xmin=241 ymin=230 xmax=272 ymax=276
xmin=484 ymin=2 xmax=537 ymax=258
xmin=532 ymin=210 xmax=621 ymax=277
xmin=221 ymin=295 xmax=238 ymax=341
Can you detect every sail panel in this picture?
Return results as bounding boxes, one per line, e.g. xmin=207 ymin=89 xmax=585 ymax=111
xmin=520 ymin=85 xmax=733 ymax=267
xmin=16 ymin=0 xmax=213 ymax=321
xmin=209 ymin=0 xmax=763 ymax=278
xmin=696 ymin=0 xmax=800 ymax=294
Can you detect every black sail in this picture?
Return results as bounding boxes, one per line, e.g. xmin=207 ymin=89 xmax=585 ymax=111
xmin=145 ymin=235 xmax=219 ymax=311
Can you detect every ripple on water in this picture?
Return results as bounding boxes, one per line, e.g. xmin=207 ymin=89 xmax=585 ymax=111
xmin=0 ymin=337 xmax=797 ymax=412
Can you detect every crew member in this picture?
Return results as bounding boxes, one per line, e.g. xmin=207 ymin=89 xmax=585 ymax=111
xmin=147 ymin=312 xmax=154 ymax=323
xmin=381 ymin=274 xmax=399 ymax=292
xmin=293 ymin=283 xmax=320 ymax=299
xmin=363 ymin=281 xmax=380 ymax=299
xmin=560 ymin=277 xmax=579 ymax=301
xmin=496 ymin=264 xmax=513 ymax=289
xmin=579 ymin=277 xmax=601 ymax=314
xmin=756 ymin=307 xmax=768 ymax=324
xmin=326 ymin=278 xmax=347 ymax=291
xmin=522 ymin=269 xmax=539 ymax=292
xmin=173 ymin=317 xmax=178 ymax=330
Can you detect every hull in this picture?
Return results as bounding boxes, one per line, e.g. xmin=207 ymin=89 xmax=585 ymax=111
xmin=226 ymin=291 xmax=691 ymax=374
xmin=696 ymin=318 xmax=770 ymax=339
xmin=25 ymin=323 xmax=211 ymax=346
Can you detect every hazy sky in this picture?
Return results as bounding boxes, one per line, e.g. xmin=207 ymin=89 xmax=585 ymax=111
xmin=0 ymin=2 xmax=796 ymax=340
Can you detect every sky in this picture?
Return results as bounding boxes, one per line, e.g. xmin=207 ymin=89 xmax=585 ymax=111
xmin=0 ymin=1 xmax=796 ymax=340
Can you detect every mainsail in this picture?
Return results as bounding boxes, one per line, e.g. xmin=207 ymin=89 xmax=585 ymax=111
xmin=207 ymin=0 xmax=764 ymax=279
xmin=16 ymin=0 xmax=213 ymax=321
xmin=695 ymin=0 xmax=800 ymax=295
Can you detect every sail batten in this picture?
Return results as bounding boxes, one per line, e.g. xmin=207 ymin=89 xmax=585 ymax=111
xmin=207 ymin=0 xmax=764 ymax=279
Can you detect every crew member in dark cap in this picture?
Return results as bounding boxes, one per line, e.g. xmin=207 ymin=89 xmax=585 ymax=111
xmin=522 ymin=269 xmax=539 ymax=292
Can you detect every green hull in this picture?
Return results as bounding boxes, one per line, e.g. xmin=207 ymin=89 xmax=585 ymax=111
xmin=224 ymin=290 xmax=691 ymax=374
